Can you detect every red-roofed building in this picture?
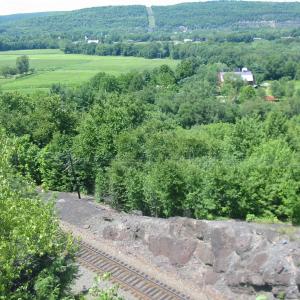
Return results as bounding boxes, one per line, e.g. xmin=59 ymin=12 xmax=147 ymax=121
xmin=265 ymin=95 xmax=278 ymax=102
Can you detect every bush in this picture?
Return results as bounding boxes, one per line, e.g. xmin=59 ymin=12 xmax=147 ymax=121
xmin=16 ymin=55 xmax=30 ymax=74
xmin=89 ymin=274 xmax=124 ymax=300
xmin=0 ymin=131 xmax=77 ymax=299
xmin=0 ymin=65 xmax=18 ymax=78
xmin=38 ymin=133 xmax=74 ymax=191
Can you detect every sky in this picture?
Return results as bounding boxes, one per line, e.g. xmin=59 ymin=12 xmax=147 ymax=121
xmin=0 ymin=0 xmax=202 ymax=16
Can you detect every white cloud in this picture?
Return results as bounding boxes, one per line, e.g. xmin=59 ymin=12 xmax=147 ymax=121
xmin=0 ymin=0 xmax=200 ymax=15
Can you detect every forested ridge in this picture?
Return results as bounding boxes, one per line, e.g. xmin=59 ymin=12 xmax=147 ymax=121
xmin=0 ymin=6 xmax=148 ymax=40
xmin=2 ymin=1 xmax=300 ymax=34
xmin=1 ymin=2 xmax=300 ymax=51
xmin=153 ymin=2 xmax=300 ymax=30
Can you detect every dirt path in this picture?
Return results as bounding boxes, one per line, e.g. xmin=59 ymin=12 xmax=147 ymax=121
xmin=146 ymin=6 xmax=156 ymax=30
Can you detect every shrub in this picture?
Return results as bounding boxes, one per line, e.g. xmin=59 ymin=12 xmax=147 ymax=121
xmin=0 ymin=131 xmax=77 ymax=300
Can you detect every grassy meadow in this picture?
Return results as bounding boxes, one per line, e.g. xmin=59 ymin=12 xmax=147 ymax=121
xmin=0 ymin=49 xmax=178 ymax=93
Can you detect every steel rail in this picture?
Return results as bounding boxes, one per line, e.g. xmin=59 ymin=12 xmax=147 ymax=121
xmin=77 ymin=240 xmax=191 ymax=300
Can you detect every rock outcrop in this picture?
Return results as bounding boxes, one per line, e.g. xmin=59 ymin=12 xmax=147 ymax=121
xmin=54 ymin=192 xmax=300 ymax=300
xmin=100 ymin=217 xmax=300 ymax=299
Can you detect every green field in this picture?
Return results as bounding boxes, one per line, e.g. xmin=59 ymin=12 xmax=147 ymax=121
xmin=0 ymin=49 xmax=178 ymax=93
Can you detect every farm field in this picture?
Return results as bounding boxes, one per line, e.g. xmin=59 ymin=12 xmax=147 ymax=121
xmin=0 ymin=49 xmax=178 ymax=93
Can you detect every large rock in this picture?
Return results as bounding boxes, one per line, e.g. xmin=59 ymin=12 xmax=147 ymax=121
xmin=53 ymin=193 xmax=300 ymax=300
xmin=148 ymin=236 xmax=197 ymax=265
xmin=105 ymin=218 xmax=300 ymax=299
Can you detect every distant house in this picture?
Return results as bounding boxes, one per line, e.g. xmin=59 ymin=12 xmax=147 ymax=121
xmin=218 ymin=68 xmax=255 ymax=85
xmin=87 ymin=40 xmax=99 ymax=44
xmin=85 ymin=36 xmax=99 ymax=44
xmin=183 ymin=38 xmax=193 ymax=43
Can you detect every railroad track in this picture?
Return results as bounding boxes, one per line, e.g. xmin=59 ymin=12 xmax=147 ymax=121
xmin=77 ymin=241 xmax=191 ymax=300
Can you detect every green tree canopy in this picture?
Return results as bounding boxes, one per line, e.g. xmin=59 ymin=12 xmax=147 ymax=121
xmin=16 ymin=55 xmax=29 ymax=74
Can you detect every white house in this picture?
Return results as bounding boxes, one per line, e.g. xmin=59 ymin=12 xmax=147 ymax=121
xmin=218 ymin=67 xmax=255 ymax=85
xmin=87 ymin=40 xmax=99 ymax=44
xmin=85 ymin=36 xmax=99 ymax=44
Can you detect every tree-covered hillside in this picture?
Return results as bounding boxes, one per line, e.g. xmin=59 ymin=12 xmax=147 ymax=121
xmin=0 ymin=12 xmax=52 ymax=25
xmin=1 ymin=1 xmax=300 ymax=42
xmin=153 ymin=2 xmax=300 ymax=30
xmin=0 ymin=6 xmax=148 ymax=39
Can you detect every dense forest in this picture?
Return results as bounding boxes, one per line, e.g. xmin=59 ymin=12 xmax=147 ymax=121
xmin=0 ymin=6 xmax=148 ymax=41
xmin=152 ymin=2 xmax=300 ymax=30
xmin=1 ymin=53 xmax=299 ymax=224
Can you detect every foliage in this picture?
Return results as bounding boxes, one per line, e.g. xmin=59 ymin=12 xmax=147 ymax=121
xmin=0 ymin=65 xmax=17 ymax=78
xmin=38 ymin=133 xmax=74 ymax=191
xmin=256 ymin=296 xmax=268 ymax=300
xmin=2 ymin=4 xmax=300 ymax=297
xmin=9 ymin=135 xmax=41 ymax=183
xmin=0 ymin=92 xmax=33 ymax=136
xmin=152 ymin=2 xmax=300 ymax=31
xmin=73 ymin=93 xmax=148 ymax=193
xmin=1 ymin=2 xmax=300 ymax=49
xmin=16 ymin=55 xmax=29 ymax=74
xmin=0 ymin=49 xmax=300 ymax=225
xmin=0 ymin=56 xmax=30 ymax=78
xmin=105 ymin=110 xmax=300 ymax=223
xmin=88 ymin=274 xmax=124 ymax=300
xmin=0 ymin=130 xmax=77 ymax=300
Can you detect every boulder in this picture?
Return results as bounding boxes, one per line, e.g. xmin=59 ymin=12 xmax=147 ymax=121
xmin=98 ymin=214 xmax=300 ymax=299
xmin=148 ymin=236 xmax=197 ymax=265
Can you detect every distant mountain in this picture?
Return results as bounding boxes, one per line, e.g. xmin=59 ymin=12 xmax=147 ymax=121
xmin=1 ymin=2 xmax=300 ymax=39
xmin=0 ymin=12 xmax=53 ymax=24
xmin=153 ymin=2 xmax=300 ymax=30
xmin=0 ymin=6 xmax=148 ymax=38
